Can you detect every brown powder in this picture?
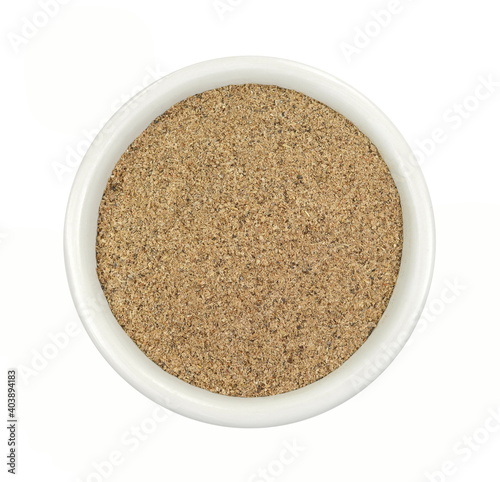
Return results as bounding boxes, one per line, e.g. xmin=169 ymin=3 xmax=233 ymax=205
xmin=96 ymin=83 xmax=403 ymax=397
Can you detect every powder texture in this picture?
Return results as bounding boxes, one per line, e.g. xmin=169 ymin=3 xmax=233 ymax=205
xmin=96 ymin=84 xmax=403 ymax=397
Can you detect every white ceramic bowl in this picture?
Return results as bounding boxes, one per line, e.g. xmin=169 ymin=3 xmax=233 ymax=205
xmin=64 ymin=56 xmax=435 ymax=428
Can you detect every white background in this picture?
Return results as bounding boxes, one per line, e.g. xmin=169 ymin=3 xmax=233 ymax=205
xmin=1 ymin=0 xmax=500 ymax=481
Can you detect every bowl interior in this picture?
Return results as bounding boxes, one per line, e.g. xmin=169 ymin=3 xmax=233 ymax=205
xmin=64 ymin=56 xmax=435 ymax=427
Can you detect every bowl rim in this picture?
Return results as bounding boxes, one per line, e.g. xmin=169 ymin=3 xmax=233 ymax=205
xmin=64 ymin=56 xmax=435 ymax=428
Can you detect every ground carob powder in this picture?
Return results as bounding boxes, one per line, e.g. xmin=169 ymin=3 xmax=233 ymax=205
xmin=96 ymin=83 xmax=403 ymax=397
